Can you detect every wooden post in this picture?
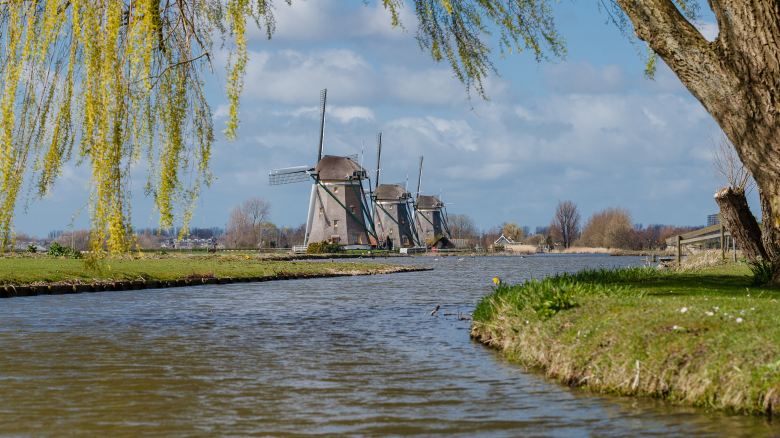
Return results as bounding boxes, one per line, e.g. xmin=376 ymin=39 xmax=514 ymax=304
xmin=733 ymin=236 xmax=737 ymax=262
xmin=652 ymin=254 xmax=656 ymax=262
xmin=720 ymin=224 xmax=725 ymax=260
xmin=676 ymin=235 xmax=682 ymax=266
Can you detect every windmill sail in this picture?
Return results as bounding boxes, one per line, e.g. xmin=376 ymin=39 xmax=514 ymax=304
xmin=415 ymin=156 xmax=423 ymax=198
xmin=317 ymin=89 xmax=327 ymax=162
xmin=375 ymin=133 xmax=382 ymax=187
xmin=269 ymin=166 xmax=312 ymax=185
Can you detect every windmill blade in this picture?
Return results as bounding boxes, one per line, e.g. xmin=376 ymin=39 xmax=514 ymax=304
xmin=318 ymin=89 xmax=327 ymax=162
xmin=375 ymin=133 xmax=382 ymax=187
xmin=269 ymin=166 xmax=312 ymax=185
xmin=415 ymin=156 xmax=424 ymax=199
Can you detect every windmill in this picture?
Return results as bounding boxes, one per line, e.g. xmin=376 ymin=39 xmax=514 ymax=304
xmin=269 ymin=89 xmax=376 ymax=249
xmin=367 ymin=134 xmax=420 ymax=249
xmin=412 ymin=155 xmax=453 ymax=247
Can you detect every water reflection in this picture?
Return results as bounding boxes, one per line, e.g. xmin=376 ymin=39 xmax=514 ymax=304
xmin=0 ymin=254 xmax=776 ymax=437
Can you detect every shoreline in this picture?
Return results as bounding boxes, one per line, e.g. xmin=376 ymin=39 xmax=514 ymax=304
xmin=0 ymin=264 xmax=431 ymax=298
xmin=470 ymin=262 xmax=780 ymax=416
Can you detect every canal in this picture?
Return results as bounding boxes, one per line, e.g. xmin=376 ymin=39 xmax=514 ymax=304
xmin=0 ymin=255 xmax=776 ymax=436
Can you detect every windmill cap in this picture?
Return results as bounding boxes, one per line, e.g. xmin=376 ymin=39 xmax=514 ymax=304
xmin=314 ymin=155 xmax=367 ymax=181
xmin=415 ymin=195 xmax=443 ymax=209
xmin=374 ymin=184 xmax=411 ymax=201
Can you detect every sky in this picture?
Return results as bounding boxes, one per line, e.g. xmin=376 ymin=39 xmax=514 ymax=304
xmin=16 ymin=1 xmax=758 ymax=237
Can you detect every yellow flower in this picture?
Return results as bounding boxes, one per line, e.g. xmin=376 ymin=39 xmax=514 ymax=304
xmin=493 ymin=277 xmax=499 ymax=284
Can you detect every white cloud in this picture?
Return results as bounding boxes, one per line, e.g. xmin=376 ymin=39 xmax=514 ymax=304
xmin=248 ymin=0 xmax=417 ymax=43
xmin=542 ymin=62 xmax=625 ymax=94
xmin=330 ymin=106 xmax=376 ymax=122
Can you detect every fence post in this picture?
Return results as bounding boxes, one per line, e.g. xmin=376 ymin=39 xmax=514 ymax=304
xmin=676 ymin=235 xmax=682 ymax=266
xmin=733 ymin=236 xmax=737 ymax=262
xmin=720 ymin=224 xmax=725 ymax=260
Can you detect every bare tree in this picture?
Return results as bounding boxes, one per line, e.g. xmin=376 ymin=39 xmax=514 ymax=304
xmin=448 ymin=214 xmax=479 ymax=241
xmin=580 ymin=207 xmax=633 ymax=249
xmin=55 ymin=229 xmax=91 ymax=251
xmin=243 ymin=197 xmax=272 ymax=246
xmin=225 ymin=197 xmax=273 ymax=248
xmin=549 ymin=200 xmax=580 ymax=249
xmin=134 ymin=230 xmax=161 ymax=250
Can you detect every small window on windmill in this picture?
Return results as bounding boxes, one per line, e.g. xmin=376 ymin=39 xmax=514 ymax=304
xmin=390 ymin=206 xmax=393 ymax=210
xmin=389 ymin=229 xmax=393 ymax=233
xmin=427 ymin=212 xmax=430 ymax=217
xmin=319 ymin=208 xmax=322 ymax=216
xmin=334 ymin=220 xmax=339 ymax=227
xmin=334 ymin=187 xmax=338 ymax=193
xmin=350 ymin=205 xmax=355 ymax=214
xmin=331 ymin=235 xmax=340 ymax=243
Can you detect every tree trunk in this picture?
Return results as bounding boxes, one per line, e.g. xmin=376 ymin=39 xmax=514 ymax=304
xmin=714 ymin=187 xmax=767 ymax=263
xmin=759 ymin=188 xmax=780 ymax=262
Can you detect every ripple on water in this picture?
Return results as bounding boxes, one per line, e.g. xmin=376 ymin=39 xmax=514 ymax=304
xmin=0 ymin=255 xmax=776 ymax=437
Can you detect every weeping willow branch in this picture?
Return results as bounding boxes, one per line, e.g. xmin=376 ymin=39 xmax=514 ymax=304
xmin=0 ymin=0 xmax=273 ymax=254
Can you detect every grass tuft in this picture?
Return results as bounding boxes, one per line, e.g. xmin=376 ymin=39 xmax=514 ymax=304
xmin=748 ymin=260 xmax=774 ymax=286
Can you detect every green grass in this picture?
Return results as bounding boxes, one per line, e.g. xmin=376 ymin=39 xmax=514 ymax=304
xmin=0 ymin=253 xmax=393 ymax=285
xmin=472 ymin=262 xmax=780 ymax=415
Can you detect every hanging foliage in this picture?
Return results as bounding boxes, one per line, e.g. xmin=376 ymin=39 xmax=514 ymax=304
xmin=0 ymin=0 xmax=273 ymax=254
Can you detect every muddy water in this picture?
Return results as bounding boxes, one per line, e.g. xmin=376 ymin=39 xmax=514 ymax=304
xmin=0 ymin=254 xmax=777 ymax=437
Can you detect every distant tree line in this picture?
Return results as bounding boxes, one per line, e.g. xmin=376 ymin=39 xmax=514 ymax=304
xmin=444 ymin=199 xmax=704 ymax=251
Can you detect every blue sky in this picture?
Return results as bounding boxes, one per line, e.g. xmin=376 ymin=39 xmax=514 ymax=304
xmin=16 ymin=1 xmax=757 ymax=237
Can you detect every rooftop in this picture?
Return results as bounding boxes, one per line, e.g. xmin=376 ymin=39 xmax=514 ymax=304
xmin=314 ymin=155 xmax=367 ymax=181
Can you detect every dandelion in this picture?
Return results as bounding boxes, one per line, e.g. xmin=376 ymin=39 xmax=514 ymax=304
xmin=736 ymin=317 xmax=743 ymax=323
xmin=493 ymin=278 xmax=499 ymax=284
xmin=681 ymin=307 xmax=688 ymax=313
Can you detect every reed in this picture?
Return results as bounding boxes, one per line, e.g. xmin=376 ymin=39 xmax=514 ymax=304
xmin=506 ymin=244 xmax=538 ymax=255
xmin=562 ymin=247 xmax=610 ymax=254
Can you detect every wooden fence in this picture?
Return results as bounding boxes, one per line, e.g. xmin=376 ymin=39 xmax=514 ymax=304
xmin=664 ymin=217 xmax=737 ymax=265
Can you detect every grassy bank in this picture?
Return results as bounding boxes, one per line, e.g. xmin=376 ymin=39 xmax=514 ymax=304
xmin=471 ymin=257 xmax=780 ymax=415
xmin=0 ymin=253 xmax=405 ymax=286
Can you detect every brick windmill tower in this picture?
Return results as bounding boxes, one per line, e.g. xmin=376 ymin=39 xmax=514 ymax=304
xmin=373 ymin=184 xmax=417 ymax=249
xmin=269 ymin=90 xmax=376 ymax=249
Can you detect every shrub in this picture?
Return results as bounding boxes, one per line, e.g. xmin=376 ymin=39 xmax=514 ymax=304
xmin=47 ymin=242 xmax=82 ymax=259
xmin=26 ymin=244 xmax=37 ymax=253
xmin=307 ymin=240 xmax=345 ymax=254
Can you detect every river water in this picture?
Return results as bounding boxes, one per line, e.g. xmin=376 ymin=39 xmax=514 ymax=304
xmin=1 ymin=254 xmax=777 ymax=437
